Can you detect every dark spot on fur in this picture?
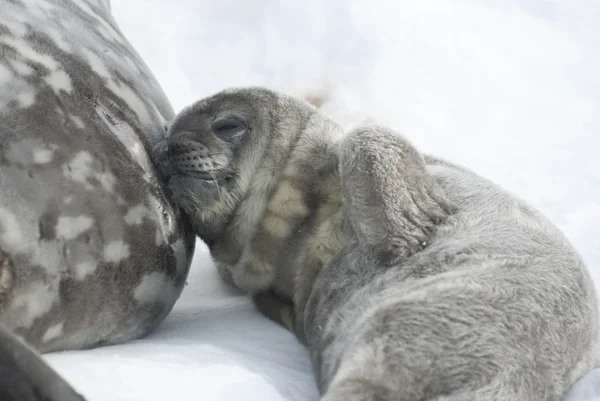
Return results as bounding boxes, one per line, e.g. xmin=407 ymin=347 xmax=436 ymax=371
xmin=0 ymin=143 xmax=10 ymax=166
xmin=38 ymin=211 xmax=58 ymax=241
xmin=58 ymin=278 xmax=76 ymax=303
xmin=82 ymin=233 xmax=91 ymax=245
xmin=87 ymin=176 xmax=101 ymax=188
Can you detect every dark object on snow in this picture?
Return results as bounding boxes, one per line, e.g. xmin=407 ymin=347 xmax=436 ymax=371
xmin=0 ymin=323 xmax=86 ymax=401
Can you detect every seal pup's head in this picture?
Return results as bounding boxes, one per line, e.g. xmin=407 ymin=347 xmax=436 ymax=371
xmin=155 ymin=87 xmax=318 ymax=244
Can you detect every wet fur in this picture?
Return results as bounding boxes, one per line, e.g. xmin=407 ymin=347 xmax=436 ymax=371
xmin=157 ymin=87 xmax=599 ymax=401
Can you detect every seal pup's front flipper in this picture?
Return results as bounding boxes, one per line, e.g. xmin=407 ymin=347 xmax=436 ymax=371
xmin=339 ymin=125 xmax=457 ymax=265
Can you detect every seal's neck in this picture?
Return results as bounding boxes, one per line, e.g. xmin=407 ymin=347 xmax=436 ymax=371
xmin=209 ymin=108 xmax=349 ymax=305
xmin=260 ymin=112 xmax=348 ymax=297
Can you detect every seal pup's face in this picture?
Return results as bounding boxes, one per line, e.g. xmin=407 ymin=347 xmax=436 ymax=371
xmin=154 ymin=87 xmax=314 ymax=244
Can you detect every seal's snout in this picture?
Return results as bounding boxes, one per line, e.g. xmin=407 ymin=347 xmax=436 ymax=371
xmin=166 ymin=130 xmax=234 ymax=181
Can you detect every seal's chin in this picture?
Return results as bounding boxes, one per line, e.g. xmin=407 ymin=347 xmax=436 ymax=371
xmin=165 ymin=172 xmax=239 ymax=244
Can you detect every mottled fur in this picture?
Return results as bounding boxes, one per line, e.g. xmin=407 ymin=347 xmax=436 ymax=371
xmin=0 ymin=0 xmax=195 ymax=353
xmin=157 ymin=87 xmax=599 ymax=401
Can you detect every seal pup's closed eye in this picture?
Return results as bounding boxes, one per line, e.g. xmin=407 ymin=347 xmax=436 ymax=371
xmin=158 ymin=86 xmax=598 ymax=401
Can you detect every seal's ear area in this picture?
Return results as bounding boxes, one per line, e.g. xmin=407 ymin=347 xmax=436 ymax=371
xmin=211 ymin=116 xmax=248 ymax=142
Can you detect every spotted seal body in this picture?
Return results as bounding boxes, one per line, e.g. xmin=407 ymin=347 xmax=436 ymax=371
xmin=0 ymin=0 xmax=195 ymax=352
xmin=157 ymin=87 xmax=598 ymax=401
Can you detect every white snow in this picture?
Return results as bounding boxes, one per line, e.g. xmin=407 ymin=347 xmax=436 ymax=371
xmin=44 ymin=0 xmax=600 ymax=400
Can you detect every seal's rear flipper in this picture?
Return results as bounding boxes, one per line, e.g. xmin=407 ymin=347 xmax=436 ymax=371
xmin=0 ymin=324 xmax=86 ymax=401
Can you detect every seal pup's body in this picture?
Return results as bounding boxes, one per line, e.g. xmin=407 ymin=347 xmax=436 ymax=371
xmin=157 ymin=87 xmax=598 ymax=401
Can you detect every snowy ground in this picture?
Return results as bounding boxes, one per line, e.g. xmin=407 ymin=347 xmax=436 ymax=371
xmin=45 ymin=0 xmax=600 ymax=400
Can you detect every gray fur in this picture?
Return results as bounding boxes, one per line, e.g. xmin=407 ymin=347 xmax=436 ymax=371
xmin=0 ymin=0 xmax=195 ymax=353
xmin=0 ymin=322 xmax=86 ymax=401
xmin=157 ymin=87 xmax=599 ymax=401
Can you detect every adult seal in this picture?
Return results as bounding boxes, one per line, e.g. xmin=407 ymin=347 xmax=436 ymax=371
xmin=0 ymin=0 xmax=195 ymax=353
xmin=156 ymin=87 xmax=598 ymax=401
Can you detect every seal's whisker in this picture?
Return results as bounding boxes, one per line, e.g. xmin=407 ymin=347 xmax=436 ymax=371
xmin=209 ymin=170 xmax=222 ymax=200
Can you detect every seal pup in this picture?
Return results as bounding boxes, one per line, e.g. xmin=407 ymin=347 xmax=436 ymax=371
xmin=0 ymin=0 xmax=195 ymax=353
xmin=156 ymin=87 xmax=599 ymax=401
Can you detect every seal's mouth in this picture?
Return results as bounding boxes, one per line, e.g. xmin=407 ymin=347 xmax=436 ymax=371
xmin=151 ymin=140 xmax=236 ymax=187
xmin=167 ymin=171 xmax=236 ymax=190
xmin=178 ymin=170 xmax=235 ymax=185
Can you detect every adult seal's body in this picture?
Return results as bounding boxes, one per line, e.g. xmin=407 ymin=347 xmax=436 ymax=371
xmin=156 ymin=87 xmax=598 ymax=401
xmin=0 ymin=0 xmax=195 ymax=353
